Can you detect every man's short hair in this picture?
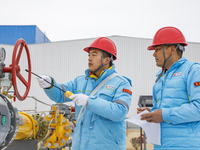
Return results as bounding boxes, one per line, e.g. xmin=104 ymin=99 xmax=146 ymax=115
xmin=166 ymin=44 xmax=183 ymax=57
xmin=102 ymin=51 xmax=113 ymax=66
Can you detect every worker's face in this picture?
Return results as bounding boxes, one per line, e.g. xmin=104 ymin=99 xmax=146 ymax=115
xmin=153 ymin=45 xmax=172 ymax=67
xmin=88 ymin=49 xmax=103 ymax=72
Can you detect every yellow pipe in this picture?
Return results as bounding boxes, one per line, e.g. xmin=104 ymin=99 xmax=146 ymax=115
xmin=15 ymin=112 xmax=38 ymax=140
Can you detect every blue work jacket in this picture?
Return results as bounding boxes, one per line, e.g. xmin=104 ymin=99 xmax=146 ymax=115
xmin=43 ymin=65 xmax=132 ymax=150
xmin=151 ymin=57 xmax=200 ymax=149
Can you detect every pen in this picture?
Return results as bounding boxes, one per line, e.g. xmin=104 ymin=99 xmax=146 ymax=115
xmin=138 ymin=104 xmax=142 ymax=108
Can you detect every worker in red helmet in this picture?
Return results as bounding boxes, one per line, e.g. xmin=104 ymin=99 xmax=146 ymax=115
xmin=37 ymin=37 xmax=132 ymax=150
xmin=137 ymin=26 xmax=200 ymax=149
xmin=83 ymin=37 xmax=117 ymax=76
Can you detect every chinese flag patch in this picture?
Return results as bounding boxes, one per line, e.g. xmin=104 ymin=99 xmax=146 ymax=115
xmin=123 ymin=89 xmax=132 ymax=95
xmin=194 ymin=81 xmax=200 ymax=87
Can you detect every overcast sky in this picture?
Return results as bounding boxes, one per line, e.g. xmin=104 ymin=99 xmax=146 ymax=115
xmin=1 ymin=0 xmax=200 ymax=43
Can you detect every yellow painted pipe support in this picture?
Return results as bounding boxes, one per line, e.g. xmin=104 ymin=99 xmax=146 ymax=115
xmin=44 ymin=116 xmax=71 ymax=149
xmin=55 ymin=113 xmax=63 ymax=138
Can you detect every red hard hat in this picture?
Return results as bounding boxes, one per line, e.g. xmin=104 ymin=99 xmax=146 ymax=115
xmin=148 ymin=26 xmax=188 ymax=50
xmin=84 ymin=37 xmax=117 ymax=60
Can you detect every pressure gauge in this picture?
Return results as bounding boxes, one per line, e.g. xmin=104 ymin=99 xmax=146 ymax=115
xmin=0 ymin=47 xmax=6 ymax=62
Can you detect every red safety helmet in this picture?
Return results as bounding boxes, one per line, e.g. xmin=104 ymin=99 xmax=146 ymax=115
xmin=148 ymin=26 xmax=188 ymax=50
xmin=84 ymin=37 xmax=117 ymax=60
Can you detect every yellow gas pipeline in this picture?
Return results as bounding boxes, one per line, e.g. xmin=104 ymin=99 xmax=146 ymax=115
xmin=14 ymin=105 xmax=72 ymax=149
xmin=15 ymin=112 xmax=39 ymax=140
xmin=12 ymin=94 xmax=73 ymax=149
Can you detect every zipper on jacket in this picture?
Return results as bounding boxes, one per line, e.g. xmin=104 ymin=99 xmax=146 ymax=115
xmin=160 ymin=70 xmax=168 ymax=108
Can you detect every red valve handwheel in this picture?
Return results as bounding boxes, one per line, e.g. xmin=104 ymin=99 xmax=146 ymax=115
xmin=3 ymin=39 xmax=31 ymax=100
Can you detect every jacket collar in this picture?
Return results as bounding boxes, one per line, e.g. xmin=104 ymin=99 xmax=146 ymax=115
xmin=85 ymin=65 xmax=116 ymax=79
xmin=156 ymin=57 xmax=187 ymax=76
xmin=168 ymin=57 xmax=187 ymax=71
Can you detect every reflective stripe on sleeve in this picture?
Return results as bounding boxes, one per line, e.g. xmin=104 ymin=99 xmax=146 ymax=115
xmin=114 ymin=100 xmax=129 ymax=111
xmin=61 ymin=84 xmax=68 ymax=102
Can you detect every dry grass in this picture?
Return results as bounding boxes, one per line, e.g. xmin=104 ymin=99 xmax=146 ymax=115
xmin=126 ymin=129 xmax=154 ymax=150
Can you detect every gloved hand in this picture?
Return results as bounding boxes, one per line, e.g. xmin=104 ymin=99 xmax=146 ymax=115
xmin=37 ymin=76 xmax=52 ymax=88
xmin=70 ymin=94 xmax=89 ymax=106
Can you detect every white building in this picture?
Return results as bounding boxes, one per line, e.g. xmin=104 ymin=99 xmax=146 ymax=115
xmin=1 ymin=36 xmax=200 ymax=117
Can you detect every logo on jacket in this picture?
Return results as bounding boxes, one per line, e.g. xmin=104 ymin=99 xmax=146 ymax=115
xmin=123 ymin=89 xmax=132 ymax=95
xmin=173 ymin=72 xmax=182 ymax=76
xmin=104 ymin=85 xmax=115 ymax=91
xmin=194 ymin=81 xmax=200 ymax=87
xmin=105 ymin=85 xmax=114 ymax=89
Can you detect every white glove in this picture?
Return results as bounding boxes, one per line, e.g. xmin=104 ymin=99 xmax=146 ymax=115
xmin=70 ymin=94 xmax=89 ymax=106
xmin=37 ymin=76 xmax=52 ymax=88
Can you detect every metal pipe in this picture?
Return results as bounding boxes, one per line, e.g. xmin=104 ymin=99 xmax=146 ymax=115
xmin=25 ymin=69 xmax=65 ymax=93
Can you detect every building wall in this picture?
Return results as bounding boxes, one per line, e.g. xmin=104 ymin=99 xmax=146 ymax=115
xmin=35 ymin=26 xmax=50 ymax=43
xmin=0 ymin=25 xmax=50 ymax=45
xmin=0 ymin=36 xmax=200 ymax=117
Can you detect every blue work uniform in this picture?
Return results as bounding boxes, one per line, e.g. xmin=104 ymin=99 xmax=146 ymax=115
xmin=151 ymin=57 xmax=200 ymax=149
xmin=43 ymin=65 xmax=132 ymax=150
